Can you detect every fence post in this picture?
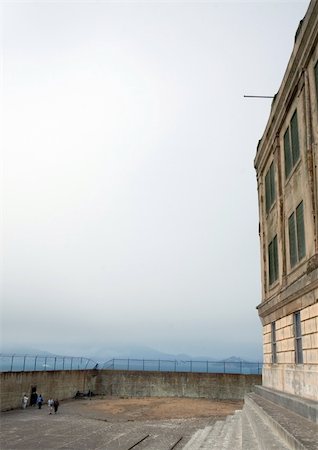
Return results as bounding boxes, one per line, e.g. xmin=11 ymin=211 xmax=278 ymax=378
xmin=223 ymin=361 xmax=225 ymax=373
xmin=127 ymin=359 xmax=130 ymax=370
xmin=62 ymin=357 xmax=65 ymax=370
xmin=34 ymin=356 xmax=38 ymax=371
xmin=159 ymin=359 xmax=161 ymax=371
xmin=54 ymin=357 xmax=56 ymax=371
xmin=240 ymin=361 xmax=242 ymax=374
xmin=44 ymin=357 xmax=47 ymax=371
xmin=206 ymin=361 xmax=208 ymax=373
xmin=10 ymin=355 xmax=14 ymax=372
xmin=71 ymin=357 xmax=73 ymax=370
xmin=190 ymin=360 xmax=192 ymax=372
xmin=174 ymin=360 xmax=177 ymax=372
xmin=23 ymin=355 xmax=26 ymax=372
xmin=143 ymin=359 xmax=144 ymax=371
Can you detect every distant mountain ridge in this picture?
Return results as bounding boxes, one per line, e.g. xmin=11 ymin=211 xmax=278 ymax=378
xmin=1 ymin=343 xmax=261 ymax=363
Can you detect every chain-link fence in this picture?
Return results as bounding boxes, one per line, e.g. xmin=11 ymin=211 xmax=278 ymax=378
xmin=0 ymin=354 xmax=97 ymax=372
xmin=1 ymin=355 xmax=262 ymax=375
xmin=101 ymin=358 xmax=263 ymax=374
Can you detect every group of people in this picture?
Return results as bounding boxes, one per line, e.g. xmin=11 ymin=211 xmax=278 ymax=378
xmin=22 ymin=393 xmax=59 ymax=414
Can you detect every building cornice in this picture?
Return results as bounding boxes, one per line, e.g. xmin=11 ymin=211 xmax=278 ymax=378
xmin=257 ymin=265 xmax=318 ymax=319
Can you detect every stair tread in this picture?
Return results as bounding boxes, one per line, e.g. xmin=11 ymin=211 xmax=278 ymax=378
xmin=248 ymin=393 xmax=318 ymax=450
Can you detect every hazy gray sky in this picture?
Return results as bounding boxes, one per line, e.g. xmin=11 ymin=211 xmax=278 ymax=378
xmin=1 ymin=0 xmax=310 ymax=359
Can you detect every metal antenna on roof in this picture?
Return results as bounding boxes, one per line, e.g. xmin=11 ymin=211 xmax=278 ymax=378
xmin=243 ymin=95 xmax=274 ymax=99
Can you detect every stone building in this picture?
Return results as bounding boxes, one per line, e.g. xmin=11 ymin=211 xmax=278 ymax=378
xmin=254 ymin=0 xmax=318 ymax=402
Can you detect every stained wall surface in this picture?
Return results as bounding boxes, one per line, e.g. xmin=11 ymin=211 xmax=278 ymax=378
xmin=0 ymin=370 xmax=261 ymax=411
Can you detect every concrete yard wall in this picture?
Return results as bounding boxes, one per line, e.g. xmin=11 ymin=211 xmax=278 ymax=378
xmin=0 ymin=370 xmax=98 ymax=411
xmin=96 ymin=370 xmax=261 ymax=400
xmin=0 ymin=370 xmax=261 ymax=411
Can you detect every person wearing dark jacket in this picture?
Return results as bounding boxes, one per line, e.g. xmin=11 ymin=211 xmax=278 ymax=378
xmin=37 ymin=394 xmax=44 ymax=409
xmin=53 ymin=399 xmax=59 ymax=414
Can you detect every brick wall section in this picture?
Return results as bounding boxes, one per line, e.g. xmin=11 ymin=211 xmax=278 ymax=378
xmin=264 ymin=304 xmax=318 ymax=366
xmin=276 ymin=314 xmax=295 ymax=364
xmin=301 ymin=303 xmax=318 ymax=364
xmin=262 ymin=302 xmax=318 ymax=400
xmin=0 ymin=370 xmax=261 ymax=411
xmin=263 ymin=323 xmax=271 ymax=364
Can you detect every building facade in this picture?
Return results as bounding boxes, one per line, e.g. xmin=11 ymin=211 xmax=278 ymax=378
xmin=254 ymin=0 xmax=318 ymax=402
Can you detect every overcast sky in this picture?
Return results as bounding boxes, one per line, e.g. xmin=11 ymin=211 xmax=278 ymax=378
xmin=1 ymin=0 xmax=310 ymax=359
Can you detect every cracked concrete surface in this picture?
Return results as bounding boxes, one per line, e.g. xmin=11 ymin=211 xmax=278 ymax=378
xmin=0 ymin=396 xmax=243 ymax=449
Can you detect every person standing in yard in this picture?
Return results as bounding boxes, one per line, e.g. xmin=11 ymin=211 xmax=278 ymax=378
xmin=48 ymin=398 xmax=54 ymax=414
xmin=22 ymin=394 xmax=28 ymax=409
xmin=53 ymin=399 xmax=59 ymax=414
xmin=37 ymin=394 xmax=44 ymax=409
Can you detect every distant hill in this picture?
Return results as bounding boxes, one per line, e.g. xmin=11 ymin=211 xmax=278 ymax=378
xmin=1 ymin=343 xmax=261 ymax=363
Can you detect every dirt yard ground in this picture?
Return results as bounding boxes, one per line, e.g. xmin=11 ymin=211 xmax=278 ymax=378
xmin=72 ymin=396 xmax=243 ymax=421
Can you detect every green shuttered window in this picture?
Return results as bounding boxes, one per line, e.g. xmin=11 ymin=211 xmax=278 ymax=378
xmin=265 ymin=162 xmax=276 ymax=213
xmin=284 ymin=110 xmax=300 ymax=178
xmin=288 ymin=201 xmax=306 ymax=268
xmin=296 ymin=202 xmax=306 ymax=260
xmin=315 ymin=61 xmax=318 ymax=105
xmin=271 ymin=322 xmax=277 ymax=364
xmin=294 ymin=311 xmax=303 ymax=364
xmin=268 ymin=235 xmax=279 ymax=285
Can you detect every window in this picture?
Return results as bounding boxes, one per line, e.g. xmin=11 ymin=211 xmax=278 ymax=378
xmin=271 ymin=322 xmax=277 ymax=364
xmin=294 ymin=311 xmax=303 ymax=364
xmin=288 ymin=201 xmax=306 ymax=268
xmin=268 ymin=235 xmax=279 ymax=285
xmin=315 ymin=61 xmax=318 ymax=107
xmin=284 ymin=110 xmax=300 ymax=178
xmin=265 ymin=162 xmax=276 ymax=213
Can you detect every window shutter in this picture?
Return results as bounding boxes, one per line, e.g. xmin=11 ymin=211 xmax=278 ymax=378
xmin=288 ymin=213 xmax=297 ymax=267
xmin=265 ymin=170 xmax=271 ymax=213
xmin=315 ymin=61 xmax=318 ymax=106
xmin=273 ymin=235 xmax=278 ymax=281
xmin=290 ymin=111 xmax=300 ymax=164
xmin=284 ymin=129 xmax=292 ymax=178
xmin=296 ymin=201 xmax=306 ymax=260
xmin=270 ymin=163 xmax=276 ymax=205
xmin=268 ymin=241 xmax=273 ymax=285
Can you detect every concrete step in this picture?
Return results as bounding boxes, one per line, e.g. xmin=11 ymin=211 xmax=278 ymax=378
xmin=224 ymin=410 xmax=242 ymax=450
xmin=182 ymin=425 xmax=213 ymax=450
xmin=246 ymin=393 xmax=318 ymax=450
xmin=244 ymin=395 xmax=290 ymax=450
xmin=241 ymin=408 xmax=259 ymax=450
xmin=208 ymin=415 xmax=236 ymax=450
xmin=200 ymin=420 xmax=225 ymax=448
xmin=254 ymin=385 xmax=318 ymax=424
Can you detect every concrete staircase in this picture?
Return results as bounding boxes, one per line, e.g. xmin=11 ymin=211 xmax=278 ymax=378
xmin=182 ymin=388 xmax=318 ymax=450
xmin=183 ymin=410 xmax=242 ymax=449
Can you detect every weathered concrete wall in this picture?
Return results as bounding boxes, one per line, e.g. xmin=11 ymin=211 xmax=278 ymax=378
xmin=0 ymin=370 xmax=261 ymax=411
xmin=0 ymin=370 xmax=98 ymax=411
xmin=96 ymin=371 xmax=261 ymax=400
